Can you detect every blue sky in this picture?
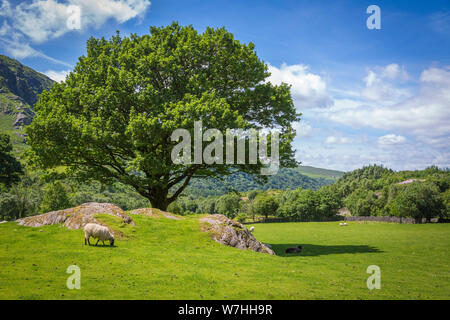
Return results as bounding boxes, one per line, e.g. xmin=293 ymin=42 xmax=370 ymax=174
xmin=1 ymin=0 xmax=449 ymax=171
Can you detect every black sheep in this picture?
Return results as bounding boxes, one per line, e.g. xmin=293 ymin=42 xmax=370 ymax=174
xmin=285 ymin=245 xmax=302 ymax=254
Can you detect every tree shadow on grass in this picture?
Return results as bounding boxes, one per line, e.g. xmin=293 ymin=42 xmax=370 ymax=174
xmin=270 ymin=243 xmax=383 ymax=257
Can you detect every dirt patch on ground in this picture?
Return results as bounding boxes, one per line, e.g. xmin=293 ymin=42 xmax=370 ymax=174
xmin=16 ymin=202 xmax=135 ymax=236
xmin=200 ymin=214 xmax=275 ymax=255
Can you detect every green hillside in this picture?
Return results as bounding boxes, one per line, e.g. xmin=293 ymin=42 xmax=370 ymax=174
xmin=0 ymin=55 xmax=53 ymax=106
xmin=296 ymin=166 xmax=344 ymax=180
xmin=0 ymin=55 xmax=54 ymax=156
xmin=183 ymin=167 xmax=337 ymax=197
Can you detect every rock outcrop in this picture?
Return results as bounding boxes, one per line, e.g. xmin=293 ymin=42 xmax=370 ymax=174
xmin=200 ymin=214 xmax=275 ymax=255
xmin=13 ymin=107 xmax=35 ymax=127
xmin=16 ymin=202 xmax=135 ymax=232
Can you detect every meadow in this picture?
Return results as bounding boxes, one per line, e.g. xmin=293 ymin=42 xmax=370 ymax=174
xmin=0 ymin=215 xmax=449 ymax=299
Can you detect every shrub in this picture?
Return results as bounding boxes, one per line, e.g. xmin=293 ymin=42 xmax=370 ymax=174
xmin=389 ymin=182 xmax=444 ymax=222
xmin=236 ymin=212 xmax=247 ymax=223
xmin=40 ymin=181 xmax=71 ymax=213
xmin=216 ymin=194 xmax=241 ymax=219
xmin=0 ymin=193 xmax=17 ymax=220
xmin=253 ymin=194 xmax=279 ymax=219
xmin=167 ymin=201 xmax=183 ymax=215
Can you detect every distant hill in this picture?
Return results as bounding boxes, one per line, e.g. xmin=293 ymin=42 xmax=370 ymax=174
xmin=183 ymin=166 xmax=343 ymax=197
xmin=295 ymin=166 xmax=344 ymax=180
xmin=0 ymin=55 xmax=54 ymax=155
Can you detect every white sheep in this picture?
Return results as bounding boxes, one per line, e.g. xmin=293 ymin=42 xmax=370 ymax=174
xmin=249 ymin=226 xmax=255 ymax=233
xmin=339 ymin=222 xmax=343 ymax=226
xmin=84 ymin=223 xmax=115 ymax=246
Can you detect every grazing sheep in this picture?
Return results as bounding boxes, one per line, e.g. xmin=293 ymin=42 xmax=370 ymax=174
xmin=343 ymin=222 xmax=348 ymax=226
xmin=339 ymin=222 xmax=343 ymax=226
xmin=84 ymin=223 xmax=114 ymax=246
xmin=285 ymin=245 xmax=302 ymax=254
xmin=249 ymin=226 xmax=255 ymax=233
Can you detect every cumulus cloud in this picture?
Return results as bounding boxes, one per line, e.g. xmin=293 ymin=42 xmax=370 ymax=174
xmin=0 ymin=0 xmax=151 ymax=63
xmin=381 ymin=64 xmax=409 ymax=81
xmin=298 ymin=64 xmax=449 ymax=170
xmin=45 ymin=69 xmax=71 ymax=82
xmin=324 ymin=66 xmax=450 ymax=146
xmin=377 ymin=134 xmax=406 ymax=145
xmin=297 ymin=134 xmax=448 ymax=171
xmin=268 ymin=63 xmax=333 ymax=109
xmin=361 ymin=64 xmax=410 ymax=102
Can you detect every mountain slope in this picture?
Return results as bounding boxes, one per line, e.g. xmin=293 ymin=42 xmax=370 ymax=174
xmin=0 ymin=55 xmax=54 ymax=154
xmin=0 ymin=55 xmax=54 ymax=106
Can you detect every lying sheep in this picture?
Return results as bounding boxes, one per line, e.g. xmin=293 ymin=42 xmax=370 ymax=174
xmin=249 ymin=226 xmax=255 ymax=233
xmin=285 ymin=245 xmax=302 ymax=254
xmin=84 ymin=223 xmax=115 ymax=246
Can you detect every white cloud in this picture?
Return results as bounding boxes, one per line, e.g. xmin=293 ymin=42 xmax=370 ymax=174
xmin=297 ymin=134 xmax=448 ymax=172
xmin=381 ymin=64 xmax=409 ymax=81
xmin=1 ymin=0 xmax=151 ymax=43
xmin=0 ymin=36 xmax=72 ymax=66
xmin=361 ymin=64 xmax=410 ymax=103
xmin=297 ymin=64 xmax=449 ymax=171
xmin=293 ymin=121 xmax=313 ymax=138
xmin=45 ymin=69 xmax=71 ymax=82
xmin=324 ymin=136 xmax=351 ymax=145
xmin=378 ymin=134 xmax=406 ymax=145
xmin=324 ymin=66 xmax=450 ymax=147
xmin=0 ymin=0 xmax=151 ymax=62
xmin=268 ymin=63 xmax=333 ymax=109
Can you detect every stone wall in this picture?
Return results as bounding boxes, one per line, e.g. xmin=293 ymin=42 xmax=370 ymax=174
xmin=344 ymin=216 xmax=440 ymax=224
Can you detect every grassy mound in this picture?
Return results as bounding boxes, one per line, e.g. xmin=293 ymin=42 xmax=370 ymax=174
xmin=93 ymin=213 xmax=136 ymax=239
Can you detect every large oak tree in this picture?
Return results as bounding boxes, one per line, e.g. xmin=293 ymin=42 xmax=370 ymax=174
xmin=27 ymin=23 xmax=300 ymax=210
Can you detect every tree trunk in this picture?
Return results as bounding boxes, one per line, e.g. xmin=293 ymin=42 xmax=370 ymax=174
xmin=147 ymin=188 xmax=170 ymax=211
xmin=150 ymin=197 xmax=169 ymax=211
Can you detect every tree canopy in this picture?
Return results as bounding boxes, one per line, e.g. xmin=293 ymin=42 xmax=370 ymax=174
xmin=27 ymin=22 xmax=299 ymax=210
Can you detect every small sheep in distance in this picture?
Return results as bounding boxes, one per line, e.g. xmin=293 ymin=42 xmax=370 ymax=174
xmin=84 ymin=223 xmax=115 ymax=246
xmin=249 ymin=226 xmax=255 ymax=233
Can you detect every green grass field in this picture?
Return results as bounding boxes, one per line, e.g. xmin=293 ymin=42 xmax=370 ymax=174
xmin=0 ymin=215 xmax=449 ymax=299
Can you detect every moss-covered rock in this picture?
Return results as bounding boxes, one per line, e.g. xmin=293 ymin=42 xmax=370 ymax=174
xmin=200 ymin=214 xmax=274 ymax=255
xmin=16 ymin=202 xmax=135 ymax=236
